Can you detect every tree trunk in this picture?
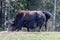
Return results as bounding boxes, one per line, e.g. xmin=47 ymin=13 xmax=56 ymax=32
xmin=3 ymin=0 xmax=7 ymax=31
xmin=0 ymin=1 xmax=2 ymax=27
xmin=52 ymin=0 xmax=56 ymax=31
xmin=7 ymin=0 xmax=11 ymax=31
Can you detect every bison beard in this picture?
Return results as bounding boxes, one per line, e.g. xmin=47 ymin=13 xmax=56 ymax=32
xmin=11 ymin=10 xmax=52 ymax=32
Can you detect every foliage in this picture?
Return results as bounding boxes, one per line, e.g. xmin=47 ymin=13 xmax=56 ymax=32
xmin=0 ymin=0 xmax=60 ymax=31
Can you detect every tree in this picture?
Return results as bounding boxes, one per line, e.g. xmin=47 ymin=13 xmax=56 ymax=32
xmin=52 ymin=0 xmax=57 ymax=31
xmin=0 ymin=0 xmax=3 ymax=30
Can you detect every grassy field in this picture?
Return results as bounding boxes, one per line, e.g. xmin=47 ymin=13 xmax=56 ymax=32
xmin=0 ymin=32 xmax=60 ymax=40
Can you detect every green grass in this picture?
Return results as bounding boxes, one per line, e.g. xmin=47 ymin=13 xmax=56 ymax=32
xmin=0 ymin=32 xmax=60 ymax=40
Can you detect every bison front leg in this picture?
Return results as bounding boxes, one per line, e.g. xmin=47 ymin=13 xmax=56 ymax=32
xmin=27 ymin=27 xmax=30 ymax=32
xmin=26 ymin=20 xmax=36 ymax=32
xmin=17 ymin=27 xmax=22 ymax=31
xmin=38 ymin=26 xmax=42 ymax=32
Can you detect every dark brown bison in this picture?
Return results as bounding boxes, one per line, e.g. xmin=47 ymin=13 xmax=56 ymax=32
xmin=11 ymin=10 xmax=52 ymax=32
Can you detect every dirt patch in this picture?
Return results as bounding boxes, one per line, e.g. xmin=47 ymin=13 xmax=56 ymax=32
xmin=0 ymin=31 xmax=60 ymax=37
xmin=0 ymin=31 xmax=36 ymax=37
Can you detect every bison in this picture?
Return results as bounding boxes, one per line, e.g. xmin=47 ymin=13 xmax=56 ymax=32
xmin=10 ymin=10 xmax=52 ymax=32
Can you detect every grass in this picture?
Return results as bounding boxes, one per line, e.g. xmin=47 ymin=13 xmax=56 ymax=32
xmin=0 ymin=32 xmax=60 ymax=40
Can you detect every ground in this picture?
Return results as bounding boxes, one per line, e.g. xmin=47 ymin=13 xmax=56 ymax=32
xmin=0 ymin=31 xmax=60 ymax=40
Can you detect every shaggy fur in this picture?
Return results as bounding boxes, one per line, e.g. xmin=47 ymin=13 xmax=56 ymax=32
xmin=11 ymin=10 xmax=52 ymax=32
